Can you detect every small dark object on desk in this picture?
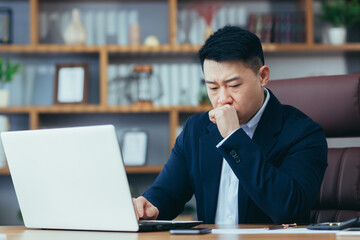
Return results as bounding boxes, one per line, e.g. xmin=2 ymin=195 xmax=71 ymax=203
xmin=307 ymin=217 xmax=360 ymax=230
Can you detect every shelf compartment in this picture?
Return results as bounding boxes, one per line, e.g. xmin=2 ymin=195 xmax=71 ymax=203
xmin=0 ymin=105 xmax=213 ymax=114
xmin=3 ymin=43 xmax=360 ymax=53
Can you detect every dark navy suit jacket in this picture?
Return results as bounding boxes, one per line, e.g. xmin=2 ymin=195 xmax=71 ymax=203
xmin=143 ymin=90 xmax=328 ymax=224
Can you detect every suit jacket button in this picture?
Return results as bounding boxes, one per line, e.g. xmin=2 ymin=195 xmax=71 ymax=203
xmin=230 ymin=150 xmax=238 ymax=158
xmin=235 ymin=157 xmax=241 ymax=164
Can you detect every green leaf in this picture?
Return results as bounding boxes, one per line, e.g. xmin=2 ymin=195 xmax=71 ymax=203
xmin=0 ymin=58 xmax=21 ymax=86
xmin=318 ymin=0 xmax=360 ymax=27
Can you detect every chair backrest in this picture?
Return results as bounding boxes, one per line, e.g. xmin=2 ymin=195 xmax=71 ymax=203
xmin=267 ymin=73 xmax=360 ymax=223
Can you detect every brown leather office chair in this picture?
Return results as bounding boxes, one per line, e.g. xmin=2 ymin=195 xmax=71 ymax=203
xmin=267 ymin=73 xmax=360 ymax=223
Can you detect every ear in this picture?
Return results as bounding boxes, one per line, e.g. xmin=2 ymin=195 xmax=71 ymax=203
xmin=259 ymin=65 xmax=270 ymax=87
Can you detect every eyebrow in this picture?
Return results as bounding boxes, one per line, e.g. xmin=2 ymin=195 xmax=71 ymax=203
xmin=204 ymin=77 xmax=240 ymax=84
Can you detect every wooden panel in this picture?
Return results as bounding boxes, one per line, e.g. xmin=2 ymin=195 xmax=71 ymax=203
xmin=99 ymin=50 xmax=108 ymax=106
xmin=0 ymin=105 xmax=213 ymax=114
xmin=125 ymin=166 xmax=162 ymax=174
xmin=0 ymin=45 xmax=101 ymax=53
xmin=29 ymin=111 xmax=39 ymax=129
xmin=305 ymin=0 xmax=314 ymax=45
xmin=2 ymin=44 xmax=360 ymax=53
xmin=0 ymin=168 xmax=10 ymax=175
xmin=29 ymin=0 xmax=39 ymax=45
xmin=107 ymin=45 xmax=172 ymax=52
xmin=169 ymin=0 xmax=177 ymax=46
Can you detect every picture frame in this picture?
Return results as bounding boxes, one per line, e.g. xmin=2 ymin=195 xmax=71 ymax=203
xmin=54 ymin=63 xmax=88 ymax=104
xmin=121 ymin=130 xmax=148 ymax=166
xmin=0 ymin=8 xmax=12 ymax=44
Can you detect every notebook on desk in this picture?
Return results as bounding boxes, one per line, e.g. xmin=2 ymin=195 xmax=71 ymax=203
xmin=1 ymin=125 xmax=201 ymax=232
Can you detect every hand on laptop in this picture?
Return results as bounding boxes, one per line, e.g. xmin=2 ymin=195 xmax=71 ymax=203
xmin=132 ymin=196 xmax=159 ymax=221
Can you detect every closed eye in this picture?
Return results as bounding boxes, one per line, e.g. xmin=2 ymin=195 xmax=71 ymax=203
xmin=230 ymin=84 xmax=241 ymax=88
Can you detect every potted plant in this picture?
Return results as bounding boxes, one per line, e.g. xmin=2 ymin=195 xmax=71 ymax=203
xmin=318 ymin=0 xmax=360 ymax=44
xmin=0 ymin=58 xmax=21 ymax=107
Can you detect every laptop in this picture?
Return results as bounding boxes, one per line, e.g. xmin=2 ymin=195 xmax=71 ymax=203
xmin=1 ymin=125 xmax=201 ymax=232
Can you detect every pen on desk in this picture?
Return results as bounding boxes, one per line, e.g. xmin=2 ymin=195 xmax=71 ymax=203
xmin=265 ymin=223 xmax=297 ymax=230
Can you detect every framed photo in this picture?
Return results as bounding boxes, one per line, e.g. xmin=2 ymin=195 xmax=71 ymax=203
xmin=0 ymin=8 xmax=12 ymax=44
xmin=121 ymin=130 xmax=148 ymax=166
xmin=54 ymin=63 xmax=88 ymax=104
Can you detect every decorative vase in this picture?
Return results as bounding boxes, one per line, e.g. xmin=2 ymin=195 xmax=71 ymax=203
xmin=327 ymin=27 xmax=347 ymax=45
xmin=64 ymin=8 xmax=87 ymax=45
xmin=0 ymin=89 xmax=9 ymax=107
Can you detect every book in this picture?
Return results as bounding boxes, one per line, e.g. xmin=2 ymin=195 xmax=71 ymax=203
xmin=191 ymin=64 xmax=201 ymax=106
xmin=84 ymin=10 xmax=94 ymax=45
xmin=60 ymin=11 xmax=71 ymax=41
xmin=152 ymin=64 xmax=161 ymax=106
xmin=189 ymin=10 xmax=198 ymax=45
xmin=24 ymin=65 xmax=36 ymax=106
xmin=118 ymin=64 xmax=131 ymax=105
xmin=117 ymin=10 xmax=128 ymax=45
xmin=107 ymin=65 xmax=117 ymax=106
xmin=95 ymin=11 xmax=106 ymax=45
xmin=177 ymin=9 xmax=185 ymax=44
xmin=237 ymin=6 xmax=248 ymax=28
xmin=106 ymin=10 xmax=117 ymax=44
xmin=179 ymin=64 xmax=190 ymax=105
xmin=39 ymin=11 xmax=48 ymax=42
xmin=170 ymin=64 xmax=180 ymax=106
xmin=159 ymin=64 xmax=170 ymax=106
xmin=128 ymin=10 xmax=140 ymax=45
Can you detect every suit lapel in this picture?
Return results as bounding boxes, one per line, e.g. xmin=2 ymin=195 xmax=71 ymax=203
xmin=253 ymin=90 xmax=283 ymax=157
xmin=199 ymin=123 xmax=223 ymax=223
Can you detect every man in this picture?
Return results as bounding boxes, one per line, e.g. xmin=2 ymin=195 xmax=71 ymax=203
xmin=133 ymin=26 xmax=328 ymax=224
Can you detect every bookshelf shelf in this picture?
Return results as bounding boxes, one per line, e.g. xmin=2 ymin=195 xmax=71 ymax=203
xmin=0 ymin=105 xmax=213 ymax=114
xmin=0 ymin=168 xmax=10 ymax=175
xmin=125 ymin=166 xmax=163 ymax=174
xmin=2 ymin=43 xmax=360 ymax=54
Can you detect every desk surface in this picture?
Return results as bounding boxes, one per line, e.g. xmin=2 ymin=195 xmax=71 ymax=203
xmin=0 ymin=225 xmax=356 ymax=240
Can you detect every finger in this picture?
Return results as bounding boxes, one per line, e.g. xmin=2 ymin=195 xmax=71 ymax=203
xmin=135 ymin=196 xmax=148 ymax=218
xmin=132 ymin=198 xmax=140 ymax=221
xmin=144 ymin=203 xmax=159 ymax=220
xmin=208 ymin=111 xmax=217 ymax=124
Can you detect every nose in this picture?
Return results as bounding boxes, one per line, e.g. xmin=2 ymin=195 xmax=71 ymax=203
xmin=217 ymin=88 xmax=233 ymax=106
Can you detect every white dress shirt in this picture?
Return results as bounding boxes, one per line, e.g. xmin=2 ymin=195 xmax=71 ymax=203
xmin=214 ymin=88 xmax=270 ymax=224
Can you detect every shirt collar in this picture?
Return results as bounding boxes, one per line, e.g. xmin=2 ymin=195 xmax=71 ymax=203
xmin=243 ymin=88 xmax=270 ymax=137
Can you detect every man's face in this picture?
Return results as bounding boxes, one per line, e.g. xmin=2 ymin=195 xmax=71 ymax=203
xmin=203 ymin=59 xmax=269 ymax=125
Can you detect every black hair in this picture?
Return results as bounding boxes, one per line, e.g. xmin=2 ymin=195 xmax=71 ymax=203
xmin=199 ymin=26 xmax=264 ymax=74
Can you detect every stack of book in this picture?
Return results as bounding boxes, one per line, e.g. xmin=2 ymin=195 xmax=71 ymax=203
xmin=247 ymin=12 xmax=305 ymax=44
